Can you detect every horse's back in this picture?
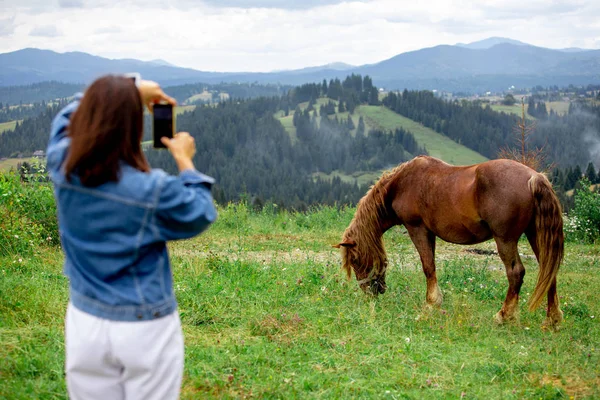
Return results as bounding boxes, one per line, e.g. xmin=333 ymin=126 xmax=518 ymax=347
xmin=474 ymin=159 xmax=538 ymax=239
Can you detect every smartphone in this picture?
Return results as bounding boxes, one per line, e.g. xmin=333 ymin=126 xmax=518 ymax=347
xmin=153 ymin=103 xmax=175 ymax=149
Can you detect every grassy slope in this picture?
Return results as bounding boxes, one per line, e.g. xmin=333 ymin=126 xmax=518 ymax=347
xmin=0 ymin=120 xmax=18 ymax=134
xmin=185 ymin=92 xmax=212 ymax=104
xmin=489 ymin=104 xmax=534 ymax=120
xmin=546 ymin=101 xmax=570 ymax=116
xmin=488 ymin=101 xmax=570 ymax=118
xmin=176 ymin=105 xmax=196 ymax=115
xmin=0 ymin=157 xmax=37 ymax=172
xmin=1 ymin=204 xmax=599 ymax=399
xmin=357 ymin=106 xmax=488 ymax=166
xmin=276 ymin=100 xmax=488 ymax=186
xmin=278 ymin=102 xmax=489 ymax=166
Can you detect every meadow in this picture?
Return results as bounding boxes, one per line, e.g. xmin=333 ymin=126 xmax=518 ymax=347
xmin=0 ymin=120 xmax=19 ymax=134
xmin=1 ymin=201 xmax=599 ymax=399
xmin=0 ymin=157 xmax=37 ymax=172
xmin=277 ymin=101 xmax=488 ymax=187
xmin=356 ymin=106 xmax=488 ymax=166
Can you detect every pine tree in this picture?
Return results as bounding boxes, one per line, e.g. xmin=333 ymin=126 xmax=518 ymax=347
xmin=357 ymin=116 xmax=365 ymax=137
xmin=346 ymin=115 xmax=355 ymax=130
xmin=527 ymin=97 xmax=536 ymax=118
xmin=585 ymin=162 xmax=597 ymax=184
xmin=536 ymin=102 xmax=548 ymax=119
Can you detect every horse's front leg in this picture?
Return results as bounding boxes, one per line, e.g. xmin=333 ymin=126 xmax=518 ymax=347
xmin=406 ymin=225 xmax=443 ymax=307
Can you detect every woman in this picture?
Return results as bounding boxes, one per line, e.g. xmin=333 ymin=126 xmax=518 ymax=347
xmin=47 ymin=75 xmax=217 ymax=400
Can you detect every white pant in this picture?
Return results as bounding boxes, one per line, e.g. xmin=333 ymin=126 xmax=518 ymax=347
xmin=65 ymin=303 xmax=184 ymax=400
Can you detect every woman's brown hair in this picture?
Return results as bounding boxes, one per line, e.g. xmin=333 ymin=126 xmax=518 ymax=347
xmin=64 ymin=75 xmax=149 ymax=187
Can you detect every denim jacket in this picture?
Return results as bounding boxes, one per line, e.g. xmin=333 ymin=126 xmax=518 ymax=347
xmin=47 ymin=94 xmax=217 ymax=321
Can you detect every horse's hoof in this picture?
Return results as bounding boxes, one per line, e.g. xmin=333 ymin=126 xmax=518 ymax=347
xmin=542 ymin=316 xmax=563 ymax=331
xmin=426 ymin=288 xmax=443 ymax=308
xmin=493 ymin=311 xmax=505 ymax=325
xmin=425 ymin=299 xmax=442 ymax=309
xmin=542 ymin=309 xmax=563 ymax=331
xmin=494 ymin=310 xmax=520 ymax=325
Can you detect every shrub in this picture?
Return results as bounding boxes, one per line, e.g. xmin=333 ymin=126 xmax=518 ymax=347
xmin=565 ymin=177 xmax=600 ymax=244
xmin=0 ymin=165 xmax=58 ymax=256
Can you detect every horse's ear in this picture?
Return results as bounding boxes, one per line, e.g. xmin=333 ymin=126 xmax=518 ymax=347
xmin=333 ymin=239 xmax=356 ymax=248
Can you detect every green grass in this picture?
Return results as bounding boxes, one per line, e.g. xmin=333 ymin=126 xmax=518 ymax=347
xmin=357 ymin=106 xmax=488 ymax=166
xmin=488 ymin=101 xmax=570 ymax=118
xmin=547 ymin=101 xmax=570 ymax=116
xmin=277 ymin=113 xmax=297 ymax=142
xmin=0 ymin=157 xmax=37 ymax=172
xmin=176 ymin=105 xmax=196 ymax=115
xmin=185 ymin=92 xmax=213 ymax=104
xmin=1 ymin=202 xmax=599 ymax=399
xmin=488 ymin=104 xmax=533 ymax=119
xmin=312 ymin=170 xmax=380 ymax=187
xmin=0 ymin=120 xmax=19 ymax=134
xmin=276 ymin=100 xmax=485 ymax=166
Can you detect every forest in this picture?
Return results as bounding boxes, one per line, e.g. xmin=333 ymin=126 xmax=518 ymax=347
xmin=1 ymin=74 xmax=599 ymax=210
xmin=381 ymin=89 xmax=600 ymax=169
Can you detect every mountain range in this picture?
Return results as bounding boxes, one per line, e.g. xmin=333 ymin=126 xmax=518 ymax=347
xmin=1 ymin=37 xmax=600 ymax=93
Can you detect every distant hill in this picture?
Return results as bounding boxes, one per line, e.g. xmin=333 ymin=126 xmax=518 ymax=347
xmin=457 ymin=37 xmax=591 ymax=53
xmin=456 ymin=37 xmax=530 ymax=49
xmin=2 ymin=38 xmax=600 ymax=93
xmin=0 ymin=48 xmax=228 ymax=87
xmin=356 ymin=43 xmax=600 ymax=92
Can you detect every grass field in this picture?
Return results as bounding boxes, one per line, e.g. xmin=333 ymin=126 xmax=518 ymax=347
xmin=276 ymin=100 xmax=487 ymax=166
xmin=488 ymin=101 xmax=570 ymax=118
xmin=357 ymin=106 xmax=488 ymax=166
xmin=312 ymin=170 xmax=381 ymax=187
xmin=185 ymin=91 xmax=213 ymax=104
xmin=176 ymin=105 xmax=197 ymax=115
xmin=277 ymin=113 xmax=298 ymax=142
xmin=1 ymin=203 xmax=599 ymax=399
xmin=0 ymin=157 xmax=37 ymax=172
xmin=184 ymin=92 xmax=229 ymax=105
xmin=546 ymin=101 xmax=570 ymax=116
xmin=488 ymin=104 xmax=534 ymax=119
xmin=0 ymin=120 xmax=19 ymax=134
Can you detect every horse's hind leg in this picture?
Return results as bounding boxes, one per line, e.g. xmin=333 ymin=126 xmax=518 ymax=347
xmin=526 ymin=229 xmax=563 ymax=328
xmin=406 ymin=226 xmax=443 ymax=307
xmin=493 ymin=237 xmax=525 ymax=324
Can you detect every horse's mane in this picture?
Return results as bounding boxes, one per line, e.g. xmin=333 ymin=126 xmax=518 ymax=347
xmin=342 ymin=160 xmax=415 ymax=278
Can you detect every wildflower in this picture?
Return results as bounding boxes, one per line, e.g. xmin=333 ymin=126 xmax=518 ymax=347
xmin=14 ymin=235 xmax=19 ymax=239
xmin=405 ymin=337 xmax=411 ymax=344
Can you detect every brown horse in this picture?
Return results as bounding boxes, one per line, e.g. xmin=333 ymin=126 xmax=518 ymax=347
xmin=334 ymin=156 xmax=564 ymax=327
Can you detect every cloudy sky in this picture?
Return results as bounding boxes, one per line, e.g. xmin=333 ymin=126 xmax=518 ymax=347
xmin=1 ymin=0 xmax=599 ymax=72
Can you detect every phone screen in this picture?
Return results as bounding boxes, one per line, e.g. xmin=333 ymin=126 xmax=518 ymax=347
xmin=153 ymin=104 xmax=174 ymax=149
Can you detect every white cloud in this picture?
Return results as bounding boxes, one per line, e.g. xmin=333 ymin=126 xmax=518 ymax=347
xmin=0 ymin=17 xmax=17 ymax=36
xmin=0 ymin=0 xmax=598 ymax=71
xmin=29 ymin=25 xmax=62 ymax=37
xmin=59 ymin=0 xmax=84 ymax=8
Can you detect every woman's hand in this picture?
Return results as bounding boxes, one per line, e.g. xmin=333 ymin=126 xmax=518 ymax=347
xmin=161 ymin=132 xmax=196 ymax=172
xmin=137 ymin=80 xmax=176 ymax=111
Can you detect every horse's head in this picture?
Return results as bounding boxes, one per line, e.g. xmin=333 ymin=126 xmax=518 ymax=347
xmin=333 ymin=234 xmax=388 ymax=296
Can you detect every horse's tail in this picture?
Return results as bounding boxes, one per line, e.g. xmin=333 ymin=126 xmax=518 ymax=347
xmin=528 ymin=173 xmax=564 ymax=311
